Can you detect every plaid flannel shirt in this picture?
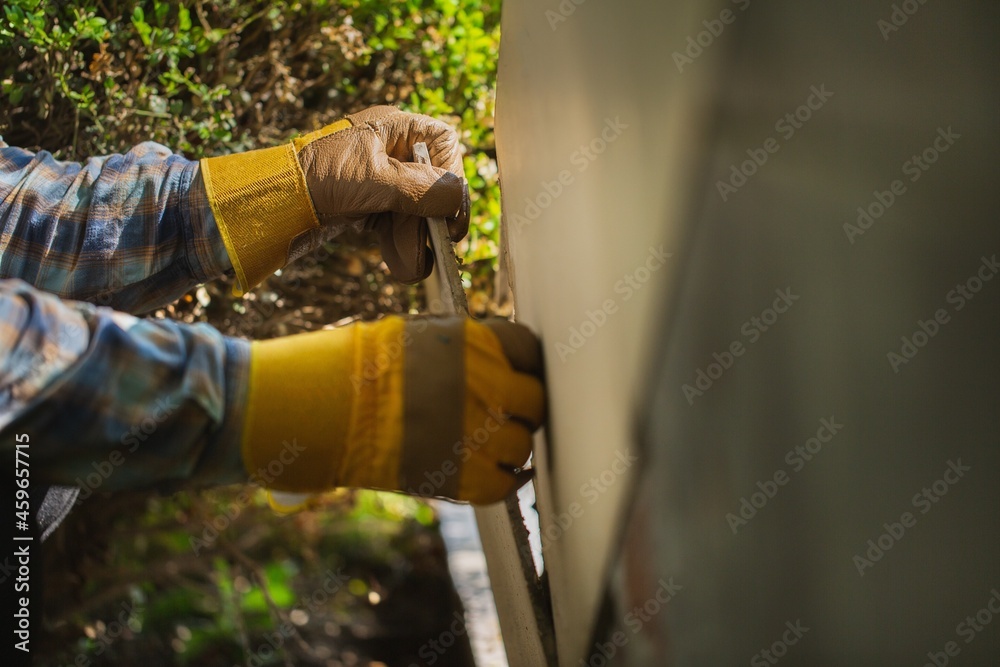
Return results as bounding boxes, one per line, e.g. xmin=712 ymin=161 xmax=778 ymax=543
xmin=0 ymin=138 xmax=250 ymax=492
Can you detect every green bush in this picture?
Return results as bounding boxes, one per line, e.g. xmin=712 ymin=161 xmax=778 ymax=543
xmin=0 ymin=0 xmax=502 ymax=269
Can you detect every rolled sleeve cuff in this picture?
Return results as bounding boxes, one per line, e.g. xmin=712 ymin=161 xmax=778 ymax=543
xmin=184 ymin=164 xmax=235 ymax=286
xmin=192 ymin=335 xmax=252 ymax=487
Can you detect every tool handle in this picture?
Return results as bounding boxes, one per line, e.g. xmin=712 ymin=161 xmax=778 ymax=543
xmin=412 ymin=142 xmax=468 ymax=315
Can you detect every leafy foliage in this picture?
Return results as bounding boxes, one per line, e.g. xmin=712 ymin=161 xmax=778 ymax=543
xmin=2 ymin=2 xmax=502 ymax=664
xmin=0 ymin=0 xmax=503 ymax=275
xmin=41 ymin=489 xmax=463 ymax=665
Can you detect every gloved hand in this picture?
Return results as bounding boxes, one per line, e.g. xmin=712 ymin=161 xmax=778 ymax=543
xmin=241 ymin=316 xmax=545 ymax=505
xmin=200 ymin=106 xmax=469 ymax=293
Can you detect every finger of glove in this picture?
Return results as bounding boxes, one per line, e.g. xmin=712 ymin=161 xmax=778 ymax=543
xmin=411 ymin=127 xmax=468 ymax=240
xmin=460 ymin=424 xmax=533 ymax=504
xmin=447 ymin=185 xmax=470 ymax=243
xmin=498 ymin=369 xmax=546 ymax=432
xmin=347 ymin=106 xmax=463 ymax=175
xmin=378 ymin=159 xmax=466 ymax=221
xmin=481 ymin=319 xmax=545 ymax=379
xmin=345 ymin=105 xmax=398 ymax=125
xmin=352 ymin=108 xmax=469 ymax=239
xmin=298 ymin=127 xmax=463 ymax=222
xmin=408 ymin=130 xmax=469 ymax=241
xmin=490 ymin=418 xmax=535 ymax=468
xmin=374 ymin=213 xmax=433 ymax=283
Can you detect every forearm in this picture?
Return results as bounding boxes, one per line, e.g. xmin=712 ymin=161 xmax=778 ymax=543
xmin=0 ymin=140 xmax=232 ymax=314
xmin=0 ymin=279 xmax=249 ymax=491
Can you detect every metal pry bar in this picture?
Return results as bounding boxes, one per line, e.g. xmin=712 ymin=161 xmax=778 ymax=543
xmin=412 ymin=142 xmax=468 ymax=315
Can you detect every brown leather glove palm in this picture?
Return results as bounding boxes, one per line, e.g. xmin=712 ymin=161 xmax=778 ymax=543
xmin=201 ymin=106 xmax=469 ymax=292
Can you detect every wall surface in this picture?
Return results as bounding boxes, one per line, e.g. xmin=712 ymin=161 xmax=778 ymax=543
xmin=495 ymin=1 xmax=999 ymax=665
xmin=495 ymin=1 xmax=731 ymax=664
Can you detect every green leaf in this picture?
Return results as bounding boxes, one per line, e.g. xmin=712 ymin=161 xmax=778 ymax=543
xmin=132 ymin=7 xmax=152 ymax=46
xmin=153 ymin=1 xmax=169 ymax=26
xmin=178 ymin=6 xmax=191 ymax=32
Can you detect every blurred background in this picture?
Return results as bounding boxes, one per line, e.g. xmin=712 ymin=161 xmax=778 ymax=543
xmin=0 ymin=1 xmax=507 ymax=665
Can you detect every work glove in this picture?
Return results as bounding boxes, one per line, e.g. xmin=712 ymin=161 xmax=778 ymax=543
xmin=200 ymin=106 xmax=469 ymax=293
xmin=240 ymin=316 xmax=545 ymax=506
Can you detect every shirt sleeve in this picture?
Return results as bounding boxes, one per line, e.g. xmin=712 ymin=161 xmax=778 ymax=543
xmin=0 ymin=278 xmax=250 ymax=492
xmin=0 ymin=138 xmax=233 ymax=315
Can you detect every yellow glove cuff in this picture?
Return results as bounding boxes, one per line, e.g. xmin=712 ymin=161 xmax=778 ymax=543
xmin=240 ymin=318 xmax=405 ymax=493
xmin=200 ymin=118 xmax=352 ymax=294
